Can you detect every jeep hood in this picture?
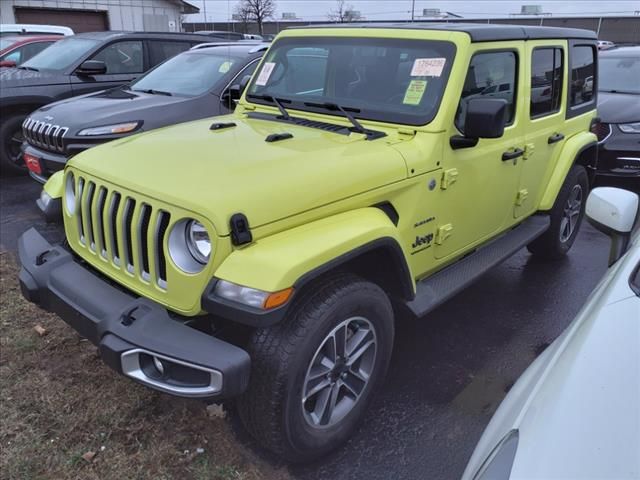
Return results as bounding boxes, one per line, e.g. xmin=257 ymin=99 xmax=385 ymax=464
xmin=34 ymin=87 xmax=199 ymax=132
xmin=69 ymin=114 xmax=408 ymax=236
xmin=0 ymin=66 xmax=68 ymax=88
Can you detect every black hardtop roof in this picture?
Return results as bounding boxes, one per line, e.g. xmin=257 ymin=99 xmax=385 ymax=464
xmin=296 ymin=22 xmax=597 ymax=42
xmin=72 ymin=31 xmax=211 ymax=41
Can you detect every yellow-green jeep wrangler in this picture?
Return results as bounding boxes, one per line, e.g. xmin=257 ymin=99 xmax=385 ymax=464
xmin=18 ymin=23 xmax=599 ymax=461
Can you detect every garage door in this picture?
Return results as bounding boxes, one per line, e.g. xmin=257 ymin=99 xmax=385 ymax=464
xmin=15 ymin=8 xmax=108 ymax=33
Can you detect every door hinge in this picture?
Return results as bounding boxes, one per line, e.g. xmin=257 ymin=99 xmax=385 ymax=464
xmin=523 ymin=143 xmax=535 ymax=160
xmin=516 ymin=189 xmax=529 ymax=206
xmin=397 ymin=127 xmax=417 ymax=139
xmin=435 ymin=224 xmax=453 ymax=245
xmin=440 ymin=168 xmax=459 ymax=190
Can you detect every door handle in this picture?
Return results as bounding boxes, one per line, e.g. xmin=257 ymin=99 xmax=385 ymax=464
xmin=502 ymin=148 xmax=524 ymax=162
xmin=548 ymin=133 xmax=565 ymax=144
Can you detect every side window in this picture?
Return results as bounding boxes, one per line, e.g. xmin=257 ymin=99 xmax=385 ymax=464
xmin=91 ymin=41 xmax=144 ymax=74
xmin=456 ymin=51 xmax=517 ymax=133
xmin=3 ymin=48 xmax=23 ymax=63
xmin=530 ymin=47 xmax=564 ymax=117
xmin=148 ymin=41 xmax=191 ymax=67
xmin=569 ymin=45 xmax=595 ymax=107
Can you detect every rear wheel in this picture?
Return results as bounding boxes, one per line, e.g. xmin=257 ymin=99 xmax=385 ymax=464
xmin=0 ymin=114 xmax=27 ymax=174
xmin=236 ymin=274 xmax=394 ymax=462
xmin=527 ymin=165 xmax=589 ymax=259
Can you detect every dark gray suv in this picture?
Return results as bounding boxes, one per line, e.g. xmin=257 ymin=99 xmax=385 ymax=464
xmin=0 ymin=31 xmax=212 ymax=173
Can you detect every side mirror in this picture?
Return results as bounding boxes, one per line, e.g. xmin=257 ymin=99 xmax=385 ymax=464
xmin=0 ymin=60 xmax=17 ymax=68
xmin=224 ymin=74 xmax=253 ymax=106
xmin=586 ymin=187 xmax=639 ymax=266
xmin=451 ymin=98 xmax=508 ymax=149
xmin=76 ymin=60 xmax=107 ymax=76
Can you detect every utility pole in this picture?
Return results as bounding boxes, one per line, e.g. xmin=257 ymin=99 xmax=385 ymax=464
xmin=411 ymin=0 xmax=416 ymax=21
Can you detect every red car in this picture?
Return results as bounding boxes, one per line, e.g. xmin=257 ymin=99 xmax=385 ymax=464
xmin=0 ymin=35 xmax=60 ymax=67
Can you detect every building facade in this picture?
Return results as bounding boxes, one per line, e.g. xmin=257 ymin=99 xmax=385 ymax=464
xmin=1 ymin=0 xmax=199 ymax=33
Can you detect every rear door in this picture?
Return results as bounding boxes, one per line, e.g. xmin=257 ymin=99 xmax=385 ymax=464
xmin=71 ymin=40 xmax=145 ymax=95
xmin=515 ymin=40 xmax=568 ymax=218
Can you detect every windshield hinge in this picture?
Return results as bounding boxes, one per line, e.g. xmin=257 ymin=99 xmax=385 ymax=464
xmin=397 ymin=128 xmax=417 ymax=140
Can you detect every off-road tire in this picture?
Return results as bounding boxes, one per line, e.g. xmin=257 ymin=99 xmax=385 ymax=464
xmin=527 ymin=165 xmax=589 ymax=260
xmin=236 ymin=273 xmax=394 ymax=462
xmin=0 ymin=114 xmax=28 ymax=175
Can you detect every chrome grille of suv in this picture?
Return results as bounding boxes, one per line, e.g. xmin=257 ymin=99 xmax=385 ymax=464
xmin=22 ymin=117 xmax=69 ymax=153
xmin=73 ymin=174 xmax=171 ymax=290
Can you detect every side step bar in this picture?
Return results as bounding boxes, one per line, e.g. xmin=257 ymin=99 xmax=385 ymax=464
xmin=406 ymin=215 xmax=550 ymax=318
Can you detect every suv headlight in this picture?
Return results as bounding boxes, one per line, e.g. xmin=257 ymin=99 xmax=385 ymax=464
xmin=473 ymin=430 xmax=519 ymax=480
xmin=64 ymin=171 xmax=76 ymax=215
xmin=618 ymin=122 xmax=640 ymax=134
xmin=168 ymin=219 xmax=212 ymax=273
xmin=186 ymin=220 xmax=211 ymax=264
xmin=77 ymin=121 xmax=141 ymax=136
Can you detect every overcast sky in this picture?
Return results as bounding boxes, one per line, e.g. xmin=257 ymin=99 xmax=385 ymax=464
xmin=185 ymin=0 xmax=640 ymax=22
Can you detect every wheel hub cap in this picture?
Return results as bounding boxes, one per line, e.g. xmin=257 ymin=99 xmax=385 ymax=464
xmin=302 ymin=316 xmax=377 ymax=428
xmin=560 ymin=184 xmax=583 ymax=243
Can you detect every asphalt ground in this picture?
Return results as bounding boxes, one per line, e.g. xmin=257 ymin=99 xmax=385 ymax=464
xmin=1 ymin=174 xmax=636 ymax=480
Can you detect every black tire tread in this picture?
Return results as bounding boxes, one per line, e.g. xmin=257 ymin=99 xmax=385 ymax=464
xmin=236 ymin=273 xmax=392 ymax=461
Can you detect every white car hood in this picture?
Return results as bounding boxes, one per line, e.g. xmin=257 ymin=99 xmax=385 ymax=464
xmin=511 ymin=295 xmax=640 ymax=479
xmin=463 ymin=237 xmax=640 ymax=480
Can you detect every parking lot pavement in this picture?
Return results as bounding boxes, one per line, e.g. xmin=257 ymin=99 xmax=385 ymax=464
xmin=0 ymin=174 xmax=620 ymax=480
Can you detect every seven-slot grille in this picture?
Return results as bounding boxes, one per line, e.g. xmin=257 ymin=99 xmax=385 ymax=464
xmin=72 ymin=174 xmax=172 ymax=290
xmin=22 ymin=117 xmax=69 ymax=153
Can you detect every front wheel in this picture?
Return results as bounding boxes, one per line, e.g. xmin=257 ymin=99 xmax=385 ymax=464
xmin=0 ymin=114 xmax=27 ymax=175
xmin=527 ymin=165 xmax=589 ymax=259
xmin=236 ymin=274 xmax=394 ymax=462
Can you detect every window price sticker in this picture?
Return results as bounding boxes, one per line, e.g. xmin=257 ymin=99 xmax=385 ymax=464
xmin=411 ymin=58 xmax=446 ymax=77
xmin=255 ymin=62 xmax=276 ymax=86
xmin=403 ymin=79 xmax=428 ymax=105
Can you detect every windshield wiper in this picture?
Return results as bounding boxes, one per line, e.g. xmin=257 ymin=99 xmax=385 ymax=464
xmin=17 ymin=65 xmax=39 ymax=72
xmin=304 ymin=101 xmax=368 ymax=136
xmin=247 ymin=93 xmax=291 ymax=120
xmin=133 ymin=88 xmax=172 ymax=96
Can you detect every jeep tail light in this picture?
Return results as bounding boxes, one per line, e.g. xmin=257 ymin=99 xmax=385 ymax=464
xmin=591 ymin=122 xmax=611 ymax=143
xmin=24 ymin=153 xmax=42 ymax=175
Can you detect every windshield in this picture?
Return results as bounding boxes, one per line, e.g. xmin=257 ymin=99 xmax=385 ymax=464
xmin=21 ymin=37 xmax=98 ymax=71
xmin=247 ymin=36 xmax=455 ymax=126
xmin=132 ymin=50 xmax=241 ymax=96
xmin=599 ymin=56 xmax=640 ymax=94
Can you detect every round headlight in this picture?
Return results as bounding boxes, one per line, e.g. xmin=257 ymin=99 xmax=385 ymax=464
xmin=64 ymin=172 xmax=76 ymax=215
xmin=186 ymin=220 xmax=211 ymax=264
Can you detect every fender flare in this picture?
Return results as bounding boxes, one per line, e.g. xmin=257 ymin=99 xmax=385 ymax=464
xmin=539 ymin=131 xmax=597 ymax=211
xmin=205 ymin=208 xmax=415 ymax=326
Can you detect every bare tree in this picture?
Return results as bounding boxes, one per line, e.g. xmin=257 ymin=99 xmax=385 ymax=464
xmin=237 ymin=0 xmax=276 ymax=35
xmin=233 ymin=3 xmax=253 ymax=34
xmin=328 ymin=0 xmax=361 ymax=23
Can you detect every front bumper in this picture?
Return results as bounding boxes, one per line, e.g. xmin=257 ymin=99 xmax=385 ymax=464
xmin=18 ymin=228 xmax=251 ymax=401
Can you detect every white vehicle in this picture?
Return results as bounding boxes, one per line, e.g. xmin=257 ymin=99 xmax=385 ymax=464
xmin=462 ymin=187 xmax=640 ymax=480
xmin=0 ymin=24 xmax=73 ymax=36
xmin=598 ymin=40 xmax=615 ymax=50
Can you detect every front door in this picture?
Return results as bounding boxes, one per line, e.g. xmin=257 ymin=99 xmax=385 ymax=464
xmin=435 ymin=45 xmax=526 ymax=261
xmin=71 ymin=40 xmax=145 ymax=96
xmin=515 ymin=40 xmax=568 ymax=218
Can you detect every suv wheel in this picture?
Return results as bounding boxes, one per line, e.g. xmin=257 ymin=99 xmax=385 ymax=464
xmin=0 ymin=115 xmax=27 ymax=174
xmin=527 ymin=165 xmax=589 ymax=259
xmin=236 ymin=274 xmax=394 ymax=462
